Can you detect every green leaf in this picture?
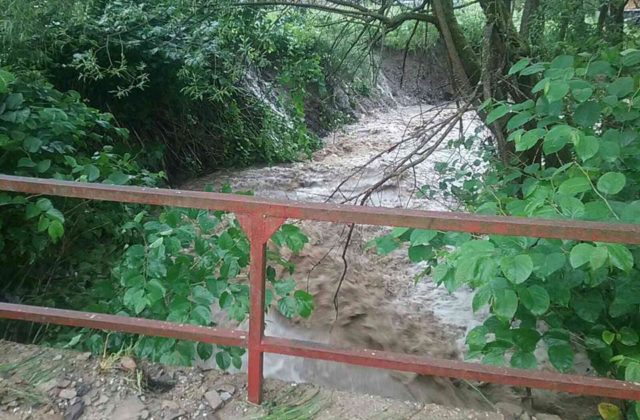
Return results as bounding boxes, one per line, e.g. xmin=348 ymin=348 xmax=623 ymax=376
xmin=146 ymin=279 xmax=166 ymax=303
xmin=589 ymin=246 xmax=609 ymax=271
xmin=493 ymin=289 xmax=518 ymax=321
xmin=572 ymin=87 xmax=593 ymax=102
xmin=500 ymin=255 xmax=533 ymax=284
xmin=123 ymin=287 xmax=147 ymax=315
xmin=597 ymin=172 xmax=626 ymax=195
xmin=558 ymin=176 xmax=591 ymax=196
xmin=515 ymin=129 xmax=545 ymax=152
xmin=192 ymin=285 xmax=215 ymax=305
xmin=25 ymin=204 xmax=41 ymax=219
xmin=543 ymin=125 xmax=573 ymax=154
xmin=575 ymin=135 xmax=599 ymax=161
xmin=513 ymin=328 xmax=541 ymax=352
xmin=104 ymin=171 xmax=132 ymax=185
xmin=294 ymin=290 xmax=314 ymax=318
xmin=607 ymin=77 xmax=635 ymax=98
xmin=47 ymin=220 xmax=64 ymax=242
xmin=466 ymin=326 xmax=488 ymax=350
xmin=511 ymin=351 xmax=537 ymax=369
xmin=574 ymin=101 xmax=600 ymax=127
xmin=570 ymin=243 xmax=595 ymax=268
xmin=278 ymin=296 xmax=298 ymax=319
xmin=602 ymin=330 xmax=616 ymax=345
xmin=548 ymin=344 xmax=574 ymax=372
xmin=0 ymin=69 xmax=16 ymax=93
xmin=215 ymin=351 xmax=231 ymax=370
xmin=506 ymin=112 xmax=533 ymax=131
xmin=604 ymin=244 xmax=634 ymax=272
xmin=197 ymin=343 xmax=213 ymax=361
xmin=409 ymin=229 xmax=437 ymax=246
xmin=519 ymin=285 xmax=550 ymax=316
xmin=546 ymin=81 xmax=570 ymax=103
xmin=486 ymin=104 xmax=509 ymax=124
xmin=373 ymin=235 xmax=399 ymax=255
xmin=274 ymin=279 xmax=296 ymax=296
xmin=626 ymin=362 xmax=640 ymax=383
xmin=619 ymin=327 xmax=639 ymax=346
xmin=192 ymin=305 xmax=212 ymax=325
xmin=573 ymin=290 xmax=604 ymax=323
xmin=550 ymin=55 xmax=574 ymax=69
xmin=408 ymin=245 xmax=432 ymax=262
xmin=508 ymin=59 xmax=530 ymax=75
xmin=521 ymin=63 xmax=545 ymax=76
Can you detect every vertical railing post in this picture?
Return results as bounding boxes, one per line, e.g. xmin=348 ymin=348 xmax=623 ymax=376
xmin=237 ymin=213 xmax=285 ymax=405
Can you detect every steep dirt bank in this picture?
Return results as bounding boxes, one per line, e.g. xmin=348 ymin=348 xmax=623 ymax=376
xmin=183 ymin=105 xmax=598 ymax=418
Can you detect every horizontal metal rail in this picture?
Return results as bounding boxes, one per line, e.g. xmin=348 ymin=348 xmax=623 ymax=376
xmin=1 ymin=175 xmax=639 ymax=244
xmin=1 ymin=174 xmax=640 ymax=405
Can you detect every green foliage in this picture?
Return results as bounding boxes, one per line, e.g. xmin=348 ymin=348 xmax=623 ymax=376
xmin=0 ymin=0 xmax=334 ymax=179
xmin=377 ymin=46 xmax=640 ymax=413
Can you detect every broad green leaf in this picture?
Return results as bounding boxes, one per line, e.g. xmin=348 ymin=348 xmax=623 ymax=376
xmin=506 ymin=112 xmax=533 ymax=131
xmin=548 ymin=344 xmax=574 ymax=372
xmin=521 ymin=63 xmax=545 ymax=76
xmin=557 ymin=195 xmax=584 ymax=219
xmin=516 ymin=129 xmax=545 ymax=152
xmin=597 ymin=172 xmax=626 ymax=195
xmin=574 ymin=101 xmax=600 ymax=127
xmin=215 ymin=351 xmax=231 ymax=370
xmin=274 ymin=279 xmax=296 ymax=296
xmin=558 ymin=176 xmax=590 ymax=196
xmin=500 ymin=255 xmax=533 ymax=284
xmin=511 ymin=351 xmax=537 ymax=369
xmin=546 ymin=81 xmax=569 ymax=103
xmin=626 ymin=362 xmax=640 ymax=383
xmin=486 ymin=104 xmax=509 ymax=124
xmin=597 ymin=403 xmax=623 ymax=420
xmin=570 ymin=243 xmax=595 ymax=268
xmin=572 ymin=87 xmax=593 ymax=102
xmin=493 ymin=289 xmax=518 ymax=320
xmin=604 ymin=244 xmax=634 ymax=272
xmin=543 ymin=125 xmax=573 ymax=154
xmin=602 ymin=330 xmax=616 ymax=345
xmin=519 ymin=285 xmax=550 ymax=316
xmin=607 ymin=77 xmax=635 ymax=98
xmin=550 ymin=55 xmax=574 ymax=69
xmin=408 ymin=245 xmax=432 ymax=262
xmin=508 ymin=59 xmax=530 ymax=75
xmin=574 ymin=290 xmax=604 ymax=322
xmin=192 ymin=285 xmax=215 ymax=305
xmin=294 ymin=290 xmax=314 ymax=318
xmin=512 ymin=328 xmax=541 ymax=352
xmin=589 ymin=246 xmax=609 ymax=271
xmin=146 ymin=279 xmax=166 ymax=303
xmin=197 ymin=343 xmax=213 ymax=361
xmin=47 ymin=220 xmax=64 ymax=242
xmin=0 ymin=69 xmax=15 ymax=93
xmin=409 ymin=229 xmax=438 ymax=246
xmin=192 ymin=305 xmax=212 ymax=325
xmin=23 ymin=137 xmax=42 ymax=153
xmin=575 ymin=135 xmax=599 ymax=161
xmin=472 ymin=285 xmax=492 ymax=312
xmin=278 ymin=296 xmax=298 ymax=319
xmin=466 ymin=325 xmax=488 ymax=350
xmin=373 ymin=235 xmax=399 ymax=255
xmin=619 ymin=327 xmax=639 ymax=346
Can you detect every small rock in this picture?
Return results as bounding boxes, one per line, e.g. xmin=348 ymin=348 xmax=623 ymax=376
xmin=534 ymin=415 xmax=562 ymax=420
xmin=139 ymin=409 xmax=150 ymax=419
xmin=216 ymin=384 xmax=236 ymax=395
xmin=96 ymin=395 xmax=109 ymax=405
xmin=53 ymin=354 xmax=63 ymax=361
xmin=75 ymin=383 xmax=90 ymax=397
xmin=76 ymin=352 xmax=92 ymax=361
xmin=58 ymin=388 xmax=77 ymax=400
xmin=161 ymin=400 xmax=180 ymax=411
xmin=112 ymin=396 xmax=145 ymax=420
xmin=37 ymin=378 xmax=59 ymax=392
xmin=219 ymin=392 xmax=232 ymax=402
xmin=64 ymin=401 xmax=85 ymax=420
xmin=120 ymin=356 xmax=137 ymax=372
xmin=57 ymin=379 xmax=71 ymax=388
xmin=204 ymin=390 xmax=223 ymax=410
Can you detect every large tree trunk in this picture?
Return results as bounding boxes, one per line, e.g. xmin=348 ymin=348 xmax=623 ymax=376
xmin=520 ymin=0 xmax=543 ymax=46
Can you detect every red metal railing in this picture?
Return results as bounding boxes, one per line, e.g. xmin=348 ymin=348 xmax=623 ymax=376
xmin=1 ymin=174 xmax=640 ymax=404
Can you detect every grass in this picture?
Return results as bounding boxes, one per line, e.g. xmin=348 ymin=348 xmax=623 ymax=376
xmin=257 ymin=388 xmax=327 ymax=420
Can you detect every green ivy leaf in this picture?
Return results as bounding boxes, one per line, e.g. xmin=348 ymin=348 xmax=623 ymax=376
xmin=515 ymin=128 xmax=545 ymax=152
xmin=278 ymin=296 xmax=298 ymax=319
xmin=507 ymin=112 xmax=533 ymax=131
xmin=558 ymin=176 xmax=590 ymax=196
xmin=508 ymin=59 xmax=530 ymax=75
xmin=597 ymin=172 xmax=626 ymax=195
xmin=408 ymin=245 xmax=432 ymax=262
xmin=197 ymin=342 xmax=213 ymax=361
xmin=466 ymin=326 xmax=488 ymax=350
xmin=574 ymin=135 xmax=599 ymax=161
xmin=546 ymin=81 xmax=570 ymax=103
xmin=619 ymin=327 xmax=639 ymax=346
xmin=589 ymin=246 xmax=609 ymax=271
xmin=604 ymin=244 xmax=634 ymax=272
xmin=191 ymin=305 xmax=212 ymax=325
xmin=47 ymin=220 xmax=64 ymax=242
xmin=500 ymin=255 xmax=533 ymax=284
xmin=274 ymin=279 xmax=296 ymax=296
xmin=294 ymin=290 xmax=314 ymax=318
xmin=607 ymin=77 xmax=635 ymax=98
xmin=625 ymin=362 xmax=640 ymax=383
xmin=409 ymin=229 xmax=438 ymax=246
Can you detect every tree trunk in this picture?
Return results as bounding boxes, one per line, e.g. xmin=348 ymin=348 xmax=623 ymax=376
xmin=606 ymin=0 xmax=626 ymax=44
xmin=431 ymin=0 xmax=481 ymax=94
xmin=520 ymin=0 xmax=543 ymax=47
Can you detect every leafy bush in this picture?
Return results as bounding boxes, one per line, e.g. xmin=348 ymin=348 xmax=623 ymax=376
xmin=376 ymin=48 xmax=640 ymax=414
xmin=0 ymin=69 xmax=314 ymax=368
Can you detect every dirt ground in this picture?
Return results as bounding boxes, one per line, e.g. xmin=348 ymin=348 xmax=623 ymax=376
xmin=0 ymin=340 xmax=524 ymax=420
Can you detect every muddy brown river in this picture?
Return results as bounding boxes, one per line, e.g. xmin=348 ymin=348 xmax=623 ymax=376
xmin=183 ymin=105 xmax=595 ymax=418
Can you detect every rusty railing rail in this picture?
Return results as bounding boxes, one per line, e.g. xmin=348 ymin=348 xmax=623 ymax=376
xmin=1 ymin=174 xmax=640 ymax=403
